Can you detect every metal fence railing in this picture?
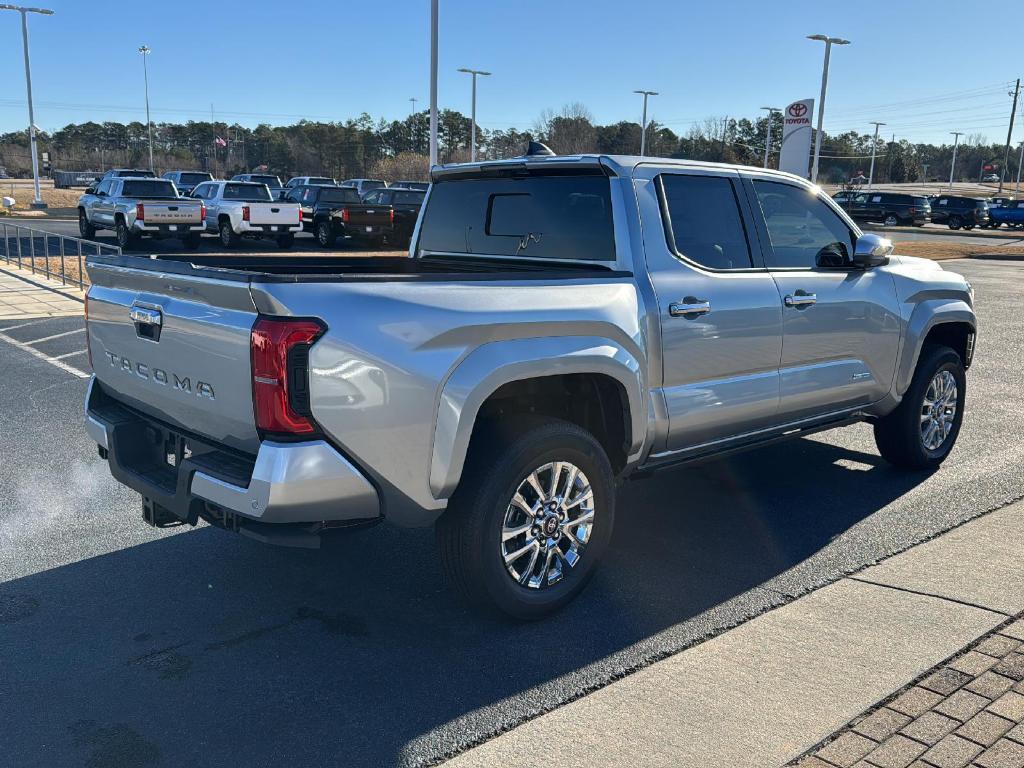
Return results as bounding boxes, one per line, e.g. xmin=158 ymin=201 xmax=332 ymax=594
xmin=0 ymin=222 xmax=120 ymax=289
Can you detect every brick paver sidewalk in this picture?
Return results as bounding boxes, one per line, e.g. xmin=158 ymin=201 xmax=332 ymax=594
xmin=793 ymin=616 xmax=1024 ymax=768
xmin=0 ymin=264 xmax=83 ymax=318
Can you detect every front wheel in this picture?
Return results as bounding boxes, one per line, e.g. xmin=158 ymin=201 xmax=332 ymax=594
xmin=874 ymin=345 xmax=966 ymax=469
xmin=78 ymin=210 xmax=96 ymax=239
xmin=884 ymin=214 xmax=899 ymax=226
xmin=948 ymin=215 xmax=963 ymax=230
xmin=436 ymin=420 xmax=616 ymax=619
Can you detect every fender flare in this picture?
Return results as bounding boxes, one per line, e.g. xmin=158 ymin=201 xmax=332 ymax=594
xmin=429 ymin=336 xmax=646 ymax=499
xmin=896 ymin=298 xmax=976 ymax=395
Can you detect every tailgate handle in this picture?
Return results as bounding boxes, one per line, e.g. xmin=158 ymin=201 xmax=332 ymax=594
xmin=271 ymin=207 xmax=279 ymax=213
xmin=130 ymin=304 xmax=163 ymax=341
xmin=168 ymin=206 xmax=178 ymax=211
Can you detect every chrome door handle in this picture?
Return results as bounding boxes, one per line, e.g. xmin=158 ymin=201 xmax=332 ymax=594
xmin=669 ymin=299 xmax=711 ymax=317
xmin=784 ymin=293 xmax=817 ymax=307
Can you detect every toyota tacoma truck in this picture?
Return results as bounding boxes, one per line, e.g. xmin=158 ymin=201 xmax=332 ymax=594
xmin=83 ymin=152 xmax=977 ymax=619
xmin=191 ymin=180 xmax=302 ymax=249
xmin=78 ymin=177 xmax=206 ymax=250
xmin=284 ymin=184 xmax=395 ymax=248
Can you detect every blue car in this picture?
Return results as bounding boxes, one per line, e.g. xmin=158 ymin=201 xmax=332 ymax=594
xmin=989 ymin=199 xmax=1024 ymax=229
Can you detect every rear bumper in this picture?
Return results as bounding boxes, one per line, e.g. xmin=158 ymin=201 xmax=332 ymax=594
xmin=85 ymin=377 xmax=381 ymax=534
xmin=236 ymin=221 xmax=302 ymax=235
xmin=133 ymin=221 xmax=204 ymax=234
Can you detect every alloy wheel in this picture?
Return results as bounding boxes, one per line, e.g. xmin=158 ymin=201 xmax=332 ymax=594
xmin=921 ymin=369 xmax=958 ymax=451
xmin=500 ymin=461 xmax=595 ymax=590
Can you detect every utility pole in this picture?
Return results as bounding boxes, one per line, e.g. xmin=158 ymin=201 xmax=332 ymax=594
xmin=1 ymin=4 xmax=54 ymax=208
xmin=807 ymin=34 xmax=850 ymax=184
xmin=634 ymin=89 xmax=658 ymax=156
xmin=760 ymin=107 xmax=780 ymax=168
xmin=867 ymin=121 xmax=886 ymax=190
xmin=949 ymin=131 xmax=963 ymax=191
xmin=999 ymin=78 xmax=1020 ymax=194
xmin=457 ymin=68 xmax=491 ymax=162
xmin=1015 ymin=140 xmax=1023 ymax=197
xmin=886 ymin=132 xmax=895 ymax=182
xmin=429 ymin=0 xmax=438 ymax=167
xmin=138 ymin=45 xmax=154 ymax=173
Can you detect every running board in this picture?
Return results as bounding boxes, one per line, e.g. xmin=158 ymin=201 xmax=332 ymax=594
xmin=632 ymin=414 xmax=865 ymax=478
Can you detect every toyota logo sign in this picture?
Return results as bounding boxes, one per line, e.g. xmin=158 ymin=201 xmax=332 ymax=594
xmin=788 ymin=103 xmax=808 ymax=118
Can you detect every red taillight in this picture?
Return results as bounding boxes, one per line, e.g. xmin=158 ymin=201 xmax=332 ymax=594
xmin=200 ymin=203 xmax=207 ymax=222
xmin=909 ymin=207 xmax=917 ymax=214
xmin=242 ymin=205 xmax=250 ymax=222
xmin=250 ymin=317 xmax=325 ymax=436
xmin=341 ymin=208 xmax=350 ymax=223
xmin=84 ymin=292 xmax=93 ymax=369
xmin=136 ymin=203 xmax=144 ymax=221
xmin=298 ymin=207 xmax=303 ymax=222
xmin=389 ymin=208 xmax=394 ymax=223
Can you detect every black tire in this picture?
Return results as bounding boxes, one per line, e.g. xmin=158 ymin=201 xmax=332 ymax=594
xmin=276 ymin=232 xmax=295 ymax=250
xmin=182 ymin=232 xmax=202 ymax=250
xmin=874 ymin=345 xmax=966 ymax=469
xmin=219 ymin=220 xmax=239 ymax=248
xmin=114 ymin=218 xmax=137 ymax=250
xmin=883 ymin=214 xmax=900 ymax=227
xmin=78 ymin=209 xmax=96 ymax=239
xmin=315 ymin=220 xmax=335 ymax=248
xmin=436 ymin=419 xmax=616 ymax=620
xmin=949 ymin=215 xmax=963 ymax=230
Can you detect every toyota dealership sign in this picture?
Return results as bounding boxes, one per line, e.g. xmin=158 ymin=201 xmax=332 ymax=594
xmin=779 ymin=98 xmax=815 ymax=178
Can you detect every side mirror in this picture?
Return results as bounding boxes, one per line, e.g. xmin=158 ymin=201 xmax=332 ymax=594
xmin=85 ymin=186 xmax=96 ymax=195
xmin=852 ymin=233 xmax=893 ymax=268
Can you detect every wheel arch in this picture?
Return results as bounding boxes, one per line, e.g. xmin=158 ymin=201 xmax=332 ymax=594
xmin=429 ymin=336 xmax=646 ymax=500
xmin=896 ymin=301 xmax=976 ymax=396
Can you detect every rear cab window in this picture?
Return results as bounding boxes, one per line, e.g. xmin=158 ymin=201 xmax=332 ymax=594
xmin=417 ymin=174 xmax=616 ymax=262
xmin=658 ymin=174 xmax=752 ymax=270
xmin=121 ymin=180 xmax=177 ymax=198
xmin=223 ymin=183 xmax=272 ymax=202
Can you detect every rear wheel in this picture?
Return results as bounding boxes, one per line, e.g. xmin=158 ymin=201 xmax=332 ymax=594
xmin=218 ymin=220 xmax=239 ymax=248
xmin=874 ymin=345 xmax=966 ymax=469
xmin=115 ymin=218 xmax=137 ymax=250
xmin=78 ymin=210 xmax=96 ymax=239
xmin=276 ymin=232 xmax=295 ymax=250
xmin=436 ymin=420 xmax=616 ymax=620
xmin=315 ymin=220 xmax=336 ymax=248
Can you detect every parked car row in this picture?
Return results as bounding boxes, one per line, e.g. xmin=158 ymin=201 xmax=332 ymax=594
xmin=78 ymin=170 xmax=428 ymax=250
xmin=831 ymin=189 xmax=1011 ymax=230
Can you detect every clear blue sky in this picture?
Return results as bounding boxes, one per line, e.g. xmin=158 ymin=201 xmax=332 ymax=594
xmin=0 ymin=0 xmax=1019 ymax=146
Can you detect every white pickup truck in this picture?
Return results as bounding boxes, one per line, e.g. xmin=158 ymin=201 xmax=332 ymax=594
xmin=191 ymin=180 xmax=302 ymax=249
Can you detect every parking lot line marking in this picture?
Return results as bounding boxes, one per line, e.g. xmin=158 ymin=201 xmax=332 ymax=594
xmin=0 ymin=329 xmax=89 ymax=379
xmin=51 ymin=349 xmax=87 ymax=360
xmin=24 ymin=328 xmax=86 ymax=345
xmin=0 ymin=319 xmax=48 ymax=332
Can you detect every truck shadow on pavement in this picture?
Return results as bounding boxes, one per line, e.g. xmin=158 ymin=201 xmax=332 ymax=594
xmin=1 ymin=433 xmax=929 ymax=768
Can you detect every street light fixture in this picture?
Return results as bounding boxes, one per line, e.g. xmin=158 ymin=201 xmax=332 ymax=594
xmin=807 ymin=34 xmax=849 ymax=183
xmin=867 ymin=121 xmax=886 ymax=190
xmin=457 ymin=67 xmax=491 ymax=162
xmin=760 ymin=106 xmax=781 ymax=168
xmin=1 ymin=4 xmax=54 ymax=209
xmin=138 ymin=45 xmax=154 ymax=173
xmin=429 ymin=0 xmax=438 ymax=167
xmin=634 ymin=89 xmax=658 ymax=156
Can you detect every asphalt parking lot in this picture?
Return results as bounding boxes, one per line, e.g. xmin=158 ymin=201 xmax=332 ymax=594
xmin=1 ymin=257 xmax=1023 ymax=768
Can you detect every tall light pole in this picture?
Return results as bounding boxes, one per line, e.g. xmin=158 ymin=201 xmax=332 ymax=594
xmin=867 ymin=121 xmax=886 ymax=190
xmin=409 ymin=97 xmax=418 ymax=114
xmin=457 ymin=67 xmax=491 ymax=162
xmin=633 ymin=89 xmax=658 ymax=156
xmin=429 ymin=0 xmax=438 ymax=167
xmin=999 ymin=79 xmax=1020 ymax=194
xmin=138 ymin=45 xmax=154 ymax=173
xmin=807 ymin=34 xmax=850 ymax=184
xmin=1 ymin=4 xmax=54 ymax=209
xmin=1015 ymin=140 xmax=1023 ymax=198
xmin=949 ymin=131 xmax=963 ymax=191
xmin=760 ymin=106 xmax=780 ymax=168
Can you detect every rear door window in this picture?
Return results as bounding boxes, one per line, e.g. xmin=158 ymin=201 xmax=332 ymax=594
xmin=659 ymin=174 xmax=752 ymax=270
xmin=417 ymin=174 xmax=615 ymax=261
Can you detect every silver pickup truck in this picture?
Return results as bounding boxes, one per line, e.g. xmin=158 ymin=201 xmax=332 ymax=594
xmin=190 ymin=180 xmax=302 ymax=249
xmin=79 ymin=177 xmax=206 ymax=250
xmin=83 ymin=153 xmax=976 ymax=618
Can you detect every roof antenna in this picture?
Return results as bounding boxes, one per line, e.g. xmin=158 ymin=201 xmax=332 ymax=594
xmin=526 ymin=140 xmax=556 ymax=157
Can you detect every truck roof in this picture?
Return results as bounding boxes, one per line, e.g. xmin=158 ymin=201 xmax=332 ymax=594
xmin=431 ymin=154 xmax=812 ymax=186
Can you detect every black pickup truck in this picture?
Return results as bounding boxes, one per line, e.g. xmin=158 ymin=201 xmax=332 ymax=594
xmin=285 ymin=184 xmax=394 ymax=247
xmin=361 ymin=187 xmax=425 ymax=247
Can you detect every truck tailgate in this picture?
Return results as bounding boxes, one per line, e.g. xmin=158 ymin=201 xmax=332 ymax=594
xmin=247 ymin=202 xmax=300 ymax=226
xmin=339 ymin=204 xmax=392 ymax=227
xmin=86 ymin=260 xmax=261 ymax=454
xmin=138 ymin=200 xmax=204 ymax=225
